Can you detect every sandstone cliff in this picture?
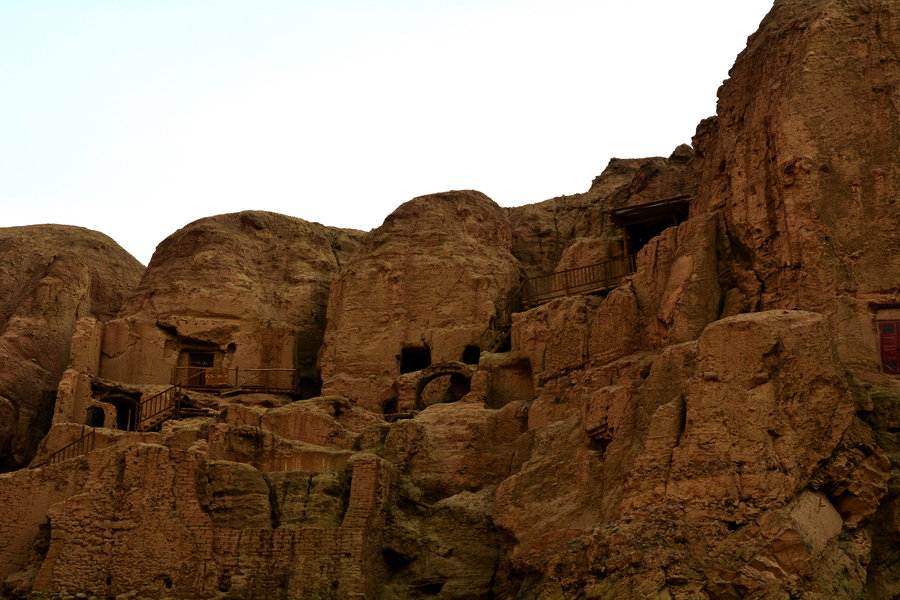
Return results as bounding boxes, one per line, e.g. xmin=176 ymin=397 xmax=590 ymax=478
xmin=508 ymin=146 xmax=693 ymax=279
xmin=0 ymin=225 xmax=143 ymax=471
xmin=319 ymin=190 xmax=522 ymax=412
xmin=0 ymin=1 xmax=898 ymax=599
xmin=100 ymin=211 xmax=363 ymax=395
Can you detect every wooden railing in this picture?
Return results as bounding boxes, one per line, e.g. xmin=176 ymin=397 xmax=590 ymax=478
xmin=172 ymin=367 xmax=298 ymax=393
xmin=523 ymin=255 xmax=636 ymax=307
xmin=474 ymin=256 xmax=636 ymax=353
xmin=32 ymin=368 xmax=298 ymax=469
xmin=32 ymin=383 xmax=186 ymax=468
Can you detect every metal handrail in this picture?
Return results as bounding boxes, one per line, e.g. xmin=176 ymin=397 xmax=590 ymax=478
xmin=32 ymin=425 xmax=96 ymax=468
xmin=523 ymin=254 xmax=636 ymax=306
xmin=135 ymin=384 xmax=182 ymax=431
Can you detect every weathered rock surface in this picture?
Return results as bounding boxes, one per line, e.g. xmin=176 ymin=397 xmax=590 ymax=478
xmin=497 ymin=311 xmax=889 ymax=598
xmin=1 ymin=0 xmax=899 ymax=599
xmin=319 ymin=190 xmax=522 ymax=412
xmin=683 ymin=0 xmax=900 ymax=370
xmin=0 ymin=226 xmax=143 ymax=471
xmin=100 ymin=211 xmax=363 ymax=396
xmin=508 ymin=149 xmax=693 ymax=279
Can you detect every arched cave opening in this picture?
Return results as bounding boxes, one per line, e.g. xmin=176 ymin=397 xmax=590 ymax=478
xmin=417 ymin=373 xmax=471 ymax=410
xmin=461 ymin=345 xmax=481 ymax=365
xmin=400 ymin=344 xmax=431 ymax=374
xmin=85 ymin=406 xmax=105 ymax=428
xmin=103 ymin=396 xmax=138 ymax=431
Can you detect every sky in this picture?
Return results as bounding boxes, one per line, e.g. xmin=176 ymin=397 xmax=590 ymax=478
xmin=1 ymin=1 xmax=774 ymax=265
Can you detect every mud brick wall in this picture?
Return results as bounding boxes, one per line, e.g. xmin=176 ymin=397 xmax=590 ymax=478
xmin=3 ymin=443 xmax=391 ymax=599
xmin=30 ymin=446 xmax=208 ymax=596
xmin=0 ymin=463 xmax=90 ymax=582
xmin=210 ymin=456 xmax=391 ymax=599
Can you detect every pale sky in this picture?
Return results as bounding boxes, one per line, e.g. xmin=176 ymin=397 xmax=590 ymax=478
xmin=1 ymin=1 xmax=774 ymax=265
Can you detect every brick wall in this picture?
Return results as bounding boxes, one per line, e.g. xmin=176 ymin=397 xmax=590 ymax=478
xmin=4 ymin=445 xmax=391 ymax=599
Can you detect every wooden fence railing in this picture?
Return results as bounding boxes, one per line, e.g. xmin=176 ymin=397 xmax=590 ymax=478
xmin=135 ymin=384 xmax=182 ymax=431
xmin=33 ymin=367 xmax=299 ymax=468
xmin=32 ymin=382 xmax=186 ymax=468
xmin=171 ymin=367 xmax=298 ymax=392
xmin=523 ymin=255 xmax=636 ymax=307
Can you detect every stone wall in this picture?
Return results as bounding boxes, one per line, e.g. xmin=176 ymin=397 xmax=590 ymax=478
xmin=3 ymin=443 xmax=391 ymax=600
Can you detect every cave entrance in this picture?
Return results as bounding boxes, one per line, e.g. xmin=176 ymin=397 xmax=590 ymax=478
xmin=400 ymin=345 xmax=431 ymax=374
xmin=103 ymin=396 xmax=138 ymax=431
xmin=85 ymin=406 xmax=106 ymax=428
xmin=416 ymin=372 xmax=471 ymax=410
xmin=610 ymin=194 xmax=691 ymax=256
xmin=176 ymin=345 xmax=225 ymax=387
xmin=461 ymin=345 xmax=481 ymax=365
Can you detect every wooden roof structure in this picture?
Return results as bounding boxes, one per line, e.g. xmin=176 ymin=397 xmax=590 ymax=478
xmin=609 ymin=194 xmax=691 ymax=227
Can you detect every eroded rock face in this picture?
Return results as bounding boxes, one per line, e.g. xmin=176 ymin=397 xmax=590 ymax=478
xmin=1 ymin=0 xmax=899 ymax=598
xmin=497 ymin=311 xmax=889 ymax=598
xmin=100 ymin=211 xmax=363 ymax=395
xmin=319 ymin=191 xmax=523 ymax=412
xmin=683 ymin=0 xmax=900 ymax=370
xmin=0 ymin=226 xmax=143 ymax=471
xmin=0 ymin=403 xmax=391 ymax=600
xmin=508 ymin=150 xmax=693 ymax=279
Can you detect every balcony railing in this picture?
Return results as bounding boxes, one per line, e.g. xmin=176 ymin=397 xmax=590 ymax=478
xmin=172 ymin=367 xmax=298 ymax=393
xmin=523 ymin=255 xmax=636 ymax=307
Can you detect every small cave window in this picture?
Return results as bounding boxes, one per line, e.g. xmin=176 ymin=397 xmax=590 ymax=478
xmin=188 ymin=352 xmax=215 ymax=368
xmin=461 ymin=345 xmax=481 ymax=365
xmin=400 ymin=345 xmax=431 ymax=374
xmin=879 ymin=320 xmax=900 ymax=374
xmin=85 ymin=406 xmax=105 ymax=428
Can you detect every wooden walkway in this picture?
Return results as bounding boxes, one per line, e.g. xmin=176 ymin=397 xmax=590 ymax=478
xmin=476 ymin=255 xmax=636 ymax=353
xmin=522 ymin=255 xmax=635 ymax=307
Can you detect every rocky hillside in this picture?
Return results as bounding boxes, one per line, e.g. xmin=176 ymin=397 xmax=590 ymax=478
xmin=0 ymin=1 xmax=898 ymax=599
xmin=0 ymin=225 xmax=143 ymax=471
